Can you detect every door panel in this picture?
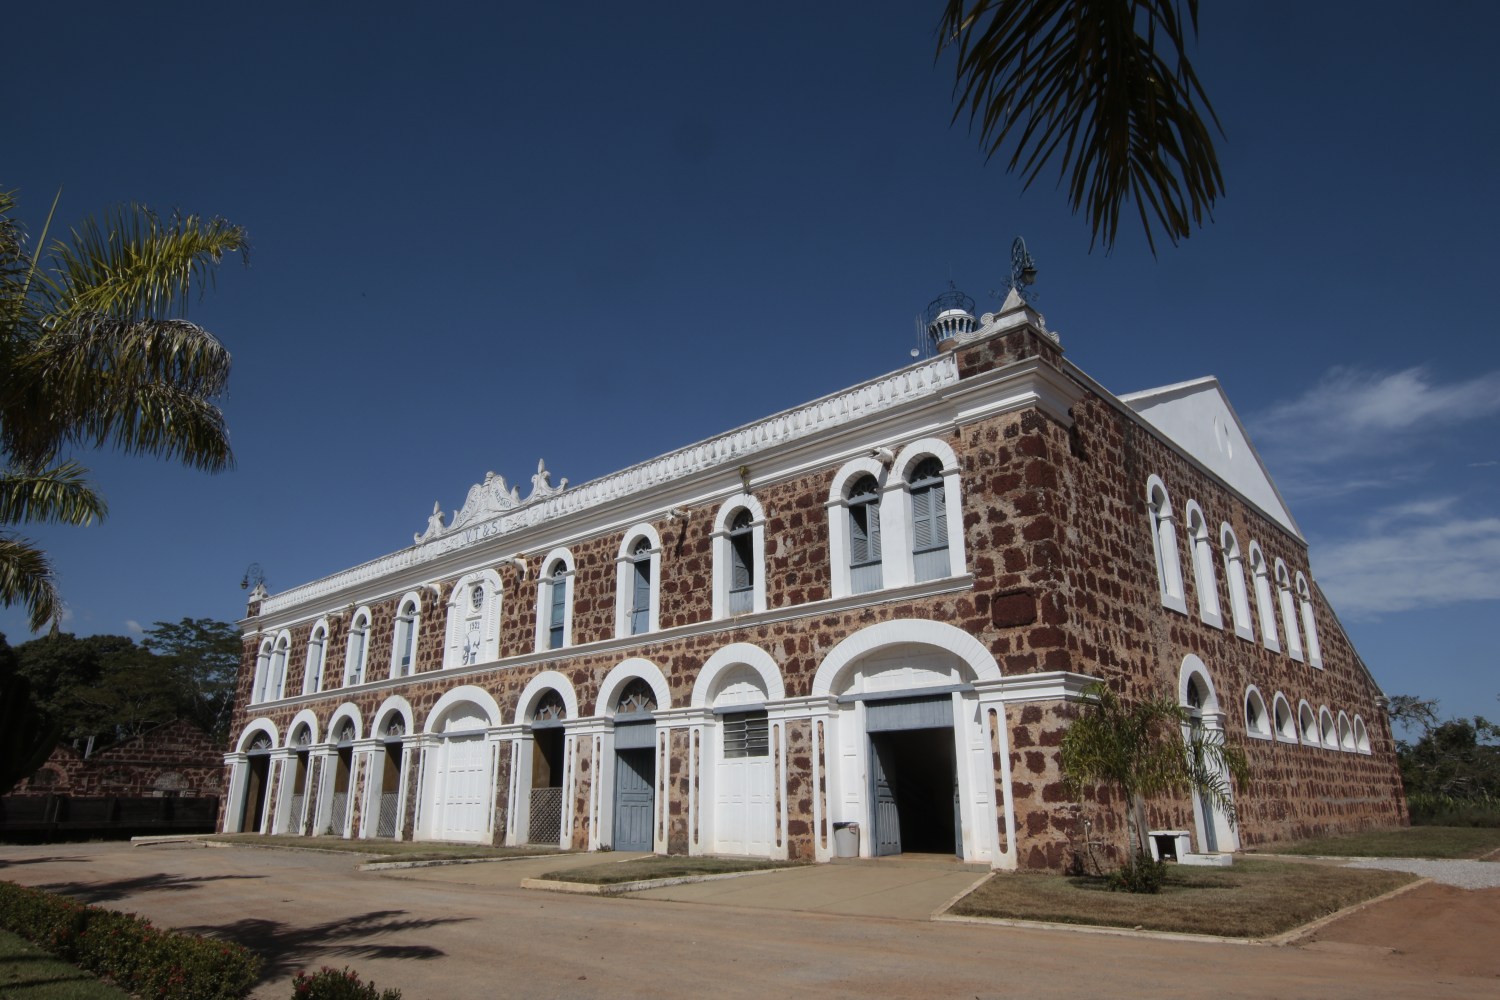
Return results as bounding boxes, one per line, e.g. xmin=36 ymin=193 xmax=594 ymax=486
xmin=613 ymin=748 xmax=654 ymax=851
xmin=870 ymin=738 xmax=901 ymax=856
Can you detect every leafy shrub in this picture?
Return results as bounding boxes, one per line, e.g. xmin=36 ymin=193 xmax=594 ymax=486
xmin=292 ymin=966 xmax=403 ymax=1000
xmin=0 ymin=880 xmax=260 ymax=999
xmin=1105 ymin=854 xmax=1168 ymax=894
xmin=1407 ymin=792 xmax=1500 ymax=827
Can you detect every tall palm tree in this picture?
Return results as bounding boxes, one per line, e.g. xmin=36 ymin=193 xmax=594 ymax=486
xmin=0 ymin=188 xmax=248 ymax=631
xmin=940 ymin=1 xmax=1223 ymax=252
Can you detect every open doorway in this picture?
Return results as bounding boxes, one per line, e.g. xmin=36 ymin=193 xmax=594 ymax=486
xmin=869 ymin=726 xmax=957 ymax=856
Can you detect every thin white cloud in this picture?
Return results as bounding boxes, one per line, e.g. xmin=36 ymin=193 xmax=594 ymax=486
xmin=124 ymin=619 xmax=144 ymax=636
xmin=1255 ymin=366 xmax=1500 ymax=464
xmin=1470 ymin=460 xmax=1499 ymax=468
xmin=1313 ymin=500 xmax=1500 ymax=617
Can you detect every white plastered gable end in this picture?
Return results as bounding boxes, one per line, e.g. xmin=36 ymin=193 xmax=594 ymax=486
xmin=712 ymin=495 xmax=768 ymax=619
xmin=445 ymin=569 xmax=503 ymax=669
xmin=1145 ymin=475 xmax=1188 ymax=614
xmin=615 ymin=524 xmax=662 ymax=638
xmin=534 ymin=547 xmax=576 ymax=652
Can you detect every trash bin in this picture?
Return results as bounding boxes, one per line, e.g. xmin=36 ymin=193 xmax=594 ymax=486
xmin=833 ymin=821 xmax=860 ymax=858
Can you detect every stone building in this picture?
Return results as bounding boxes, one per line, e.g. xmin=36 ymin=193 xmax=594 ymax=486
xmin=223 ymin=290 xmax=1405 ymax=870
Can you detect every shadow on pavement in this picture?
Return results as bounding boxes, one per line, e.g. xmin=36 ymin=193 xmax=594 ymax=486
xmin=40 ymin=871 xmax=265 ymax=905
xmin=183 ymin=908 xmax=470 ymax=982
xmin=0 ymin=855 xmax=90 ymax=868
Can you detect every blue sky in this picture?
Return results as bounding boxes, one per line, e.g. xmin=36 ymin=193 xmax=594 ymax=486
xmin=6 ymin=3 xmax=1497 ymax=727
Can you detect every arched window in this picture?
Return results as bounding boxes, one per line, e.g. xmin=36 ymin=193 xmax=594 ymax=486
xmin=252 ymin=638 xmax=274 ymax=704
xmin=1184 ymin=502 xmax=1221 ymax=628
xmin=727 ymin=510 xmax=756 ymax=612
xmin=847 ymin=474 xmax=883 ymax=594
xmin=303 ymin=621 xmax=328 ymax=695
xmin=909 ymin=457 xmax=950 ymax=583
xmin=1272 ymin=693 xmax=1296 ymax=742
xmin=344 ymin=608 xmax=371 ymax=686
xmin=1319 ymin=707 xmax=1338 ymax=749
xmin=1249 ymin=543 xmax=1280 ymax=652
xmin=1275 ymin=559 xmax=1303 ymax=662
xmin=548 ymin=561 xmax=568 ymax=646
xmin=1353 ymin=716 xmax=1371 ymax=754
xmin=1219 ymin=524 xmax=1255 ymax=641
xmin=1337 ymin=711 xmax=1355 ymax=751
xmin=1244 ymin=687 xmax=1271 ymax=739
xmin=1298 ymin=701 xmax=1318 ymax=744
xmin=270 ymin=632 xmax=291 ymax=701
xmin=1295 ymin=572 xmax=1323 ymax=668
xmin=713 ymin=497 xmax=767 ymax=619
xmin=534 ymin=550 xmax=574 ymax=652
xmin=391 ymin=593 xmax=420 ymax=678
xmin=1146 ymin=476 xmax=1186 ymax=613
xmin=445 ymin=570 xmax=502 ymax=668
xmin=615 ymin=528 xmax=661 ymax=637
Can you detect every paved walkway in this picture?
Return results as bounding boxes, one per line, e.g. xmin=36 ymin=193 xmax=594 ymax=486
xmin=1 ymin=841 xmax=1496 ymax=999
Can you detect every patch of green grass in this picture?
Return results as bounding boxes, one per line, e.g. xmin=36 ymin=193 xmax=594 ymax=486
xmin=1261 ymin=825 xmax=1500 ymax=859
xmin=542 ymin=855 xmax=800 ymax=885
xmin=0 ymin=928 xmax=132 ymax=1000
xmin=200 ymin=834 xmax=561 ymax=863
xmin=949 ymin=859 xmax=1416 ymax=938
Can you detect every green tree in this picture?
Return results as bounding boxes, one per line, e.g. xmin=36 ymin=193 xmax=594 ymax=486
xmin=0 ymin=631 xmax=61 ymax=795
xmin=0 ymin=187 xmax=247 ymax=631
xmin=140 ymin=617 xmax=242 ymax=745
xmin=1060 ymin=682 xmax=1249 ymax=880
xmin=1391 ymin=693 xmax=1500 ymax=802
xmin=940 ymin=1 xmax=1222 ymax=252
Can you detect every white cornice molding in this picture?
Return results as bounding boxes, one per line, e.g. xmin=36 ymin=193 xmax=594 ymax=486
xmin=972 ymin=671 xmax=1100 ymax=704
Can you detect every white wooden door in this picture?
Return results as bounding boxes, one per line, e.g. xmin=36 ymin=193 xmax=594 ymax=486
xmin=437 ymin=735 xmax=489 ymax=842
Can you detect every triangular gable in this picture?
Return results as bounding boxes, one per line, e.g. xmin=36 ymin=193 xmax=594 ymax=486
xmin=1120 ymin=377 xmax=1302 ymax=541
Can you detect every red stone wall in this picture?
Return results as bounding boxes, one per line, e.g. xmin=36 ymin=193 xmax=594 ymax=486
xmin=13 ymin=720 xmax=224 ymax=799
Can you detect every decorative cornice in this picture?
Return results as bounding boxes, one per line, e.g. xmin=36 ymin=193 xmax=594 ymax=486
xmin=972 ymin=671 xmax=1100 ymax=704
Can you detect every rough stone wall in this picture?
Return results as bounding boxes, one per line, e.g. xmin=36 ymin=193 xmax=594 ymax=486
xmin=782 ymin=718 xmax=816 ymax=861
xmin=12 ymin=720 xmax=224 ymax=799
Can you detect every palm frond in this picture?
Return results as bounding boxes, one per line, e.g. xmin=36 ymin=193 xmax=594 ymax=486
xmin=37 ymin=204 xmax=248 ymax=323
xmin=0 ymin=534 xmax=63 ymax=632
xmin=940 ymin=0 xmax=1223 ymax=252
xmin=0 ymin=461 xmax=106 ymax=526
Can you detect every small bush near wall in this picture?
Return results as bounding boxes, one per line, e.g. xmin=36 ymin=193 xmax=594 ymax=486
xmin=0 ymin=880 xmax=260 ymax=999
xmin=1407 ymin=792 xmax=1500 ymax=827
xmin=293 ymin=966 xmax=403 ymax=1000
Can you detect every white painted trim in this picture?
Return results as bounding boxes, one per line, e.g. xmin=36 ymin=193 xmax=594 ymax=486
xmin=1146 ymin=475 xmax=1188 ymax=615
xmin=534 ymin=548 xmax=576 ymax=652
xmin=390 ymin=590 xmax=422 ymax=680
xmin=302 ymin=618 xmax=330 ymax=695
xmin=1248 ymin=543 xmax=1280 ymax=652
xmin=1183 ymin=500 xmax=1222 ymax=629
xmin=711 ymin=495 xmax=768 ymax=618
xmin=597 ymin=657 xmax=672 ymax=716
xmin=372 ymin=694 xmax=416 ymax=738
xmin=327 ymin=702 xmax=365 ymax=742
xmin=445 ymin=569 xmax=503 ymax=669
xmin=1272 ymin=691 xmax=1297 ymax=743
xmin=1274 ymin=559 xmax=1304 ymax=662
xmin=891 ymin=437 xmax=968 ymax=586
xmin=344 ymin=606 xmax=374 ymax=686
xmin=1244 ymin=685 xmax=1271 ymax=739
xmin=827 ymin=457 xmax=890 ymax=599
xmin=423 ymin=685 xmax=503 ymax=733
xmin=691 ymin=643 xmax=786 ymax=708
xmin=615 ymin=524 xmax=663 ymax=638
xmin=810 ymin=618 xmax=1002 ymax=697
xmin=1219 ymin=523 xmax=1255 ymax=642
xmin=235 ymin=718 xmax=280 ymax=753
xmin=514 ymin=670 xmax=580 ymax=724
xmin=284 ymin=709 xmax=321 ymax=748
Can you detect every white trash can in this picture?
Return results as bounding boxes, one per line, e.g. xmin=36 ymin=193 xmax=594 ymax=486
xmin=833 ymin=822 xmax=860 ymax=858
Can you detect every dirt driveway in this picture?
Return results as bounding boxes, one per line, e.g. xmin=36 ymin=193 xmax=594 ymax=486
xmin=1 ymin=841 xmax=1494 ymax=999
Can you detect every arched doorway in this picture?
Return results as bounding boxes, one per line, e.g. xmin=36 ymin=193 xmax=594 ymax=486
xmin=375 ymin=716 xmax=406 ymax=838
xmin=427 ymin=702 xmax=493 ymax=843
xmin=709 ymin=668 xmax=772 ymax=856
xmin=238 ymin=733 xmax=273 ymax=833
xmin=528 ymin=690 xmax=568 ymax=845
xmin=327 ymin=720 xmax=357 ymax=837
xmin=611 ymin=679 xmax=657 ymax=852
xmin=285 ymin=724 xmax=314 ymax=835
xmin=1180 ymin=660 xmax=1236 ymax=854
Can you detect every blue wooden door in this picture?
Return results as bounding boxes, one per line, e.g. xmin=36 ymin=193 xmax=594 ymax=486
xmin=613 ymin=748 xmax=654 ymax=851
xmin=870 ymin=738 xmax=901 ymax=856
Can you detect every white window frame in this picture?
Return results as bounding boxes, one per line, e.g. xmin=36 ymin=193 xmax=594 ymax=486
xmin=1353 ymin=715 xmax=1371 ymax=754
xmin=827 ymin=457 xmax=890 ymax=599
xmin=1298 ymin=700 xmax=1319 ymax=745
xmin=1184 ymin=501 xmax=1222 ymax=628
xmin=252 ymin=638 xmax=274 ymax=704
xmin=391 ymin=591 xmax=422 ymax=679
xmin=1272 ymin=692 xmax=1297 ymax=743
xmin=303 ymin=618 xmax=330 ymax=695
xmin=344 ymin=606 xmax=372 ymax=686
xmin=1337 ymin=711 xmax=1355 ymax=752
xmin=1295 ymin=572 xmax=1323 ymax=668
xmin=1244 ymin=685 xmax=1271 ymax=740
xmin=891 ymin=438 xmax=967 ymax=586
xmin=711 ymin=496 xmax=767 ymax=619
xmin=534 ymin=548 xmax=577 ymax=651
xmin=445 ymin=569 xmax=503 ymax=668
xmin=1146 ymin=475 xmax=1187 ymax=614
xmin=1274 ymin=559 xmax=1304 ymax=662
xmin=615 ymin=525 xmax=662 ymax=637
xmin=1248 ymin=542 xmax=1280 ymax=652
xmin=270 ymin=630 xmax=291 ymax=701
xmin=1219 ymin=523 xmax=1255 ymax=641
xmin=1319 ymin=706 xmax=1338 ymax=749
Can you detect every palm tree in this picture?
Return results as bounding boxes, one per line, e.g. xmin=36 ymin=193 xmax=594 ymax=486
xmin=939 ymin=1 xmax=1223 ymax=252
xmin=1060 ymin=682 xmax=1249 ymax=866
xmin=0 ymin=187 xmax=247 ymax=631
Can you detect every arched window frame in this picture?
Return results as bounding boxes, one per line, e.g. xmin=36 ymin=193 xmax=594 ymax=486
xmin=1244 ymin=686 xmax=1271 ymax=740
xmin=1319 ymin=706 xmax=1338 ymax=749
xmin=1274 ymin=559 xmax=1304 ymax=662
xmin=1337 ymin=711 xmax=1355 ymax=752
xmin=1272 ymin=692 xmax=1297 ymax=743
xmin=252 ymin=638 xmax=274 ymax=704
xmin=1295 ymin=572 xmax=1323 ymax=668
xmin=1146 ymin=475 xmax=1187 ymax=614
xmin=1184 ymin=500 xmax=1222 ymax=628
xmin=891 ymin=438 xmax=967 ymax=586
xmin=1353 ymin=715 xmax=1371 ymax=754
xmin=344 ymin=606 xmax=372 ymax=686
xmin=615 ymin=525 xmax=662 ymax=637
xmin=269 ymin=630 xmax=292 ymax=701
xmin=1298 ymin=700 xmax=1319 ymax=745
xmin=1248 ymin=542 xmax=1280 ymax=652
xmin=302 ymin=618 xmax=330 ymax=695
xmin=390 ymin=591 xmax=422 ymax=679
xmin=445 ymin=569 xmax=503 ymax=668
xmin=1219 ymin=523 xmax=1255 ymax=641
xmin=534 ymin=548 xmax=576 ymax=652
xmin=712 ymin=496 xmax=767 ymax=619
xmin=827 ymin=457 xmax=889 ymax=599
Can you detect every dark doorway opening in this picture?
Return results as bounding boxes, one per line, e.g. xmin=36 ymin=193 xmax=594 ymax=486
xmin=869 ymin=727 xmax=957 ymax=856
xmin=529 ymin=727 xmax=565 ymax=844
xmin=239 ymin=754 xmax=270 ymax=833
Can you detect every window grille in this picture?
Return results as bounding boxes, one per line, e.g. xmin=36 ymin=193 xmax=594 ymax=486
xmin=722 ymin=712 xmax=769 ymax=758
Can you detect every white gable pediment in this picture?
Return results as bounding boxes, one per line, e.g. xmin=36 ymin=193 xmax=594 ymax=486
xmin=1120 ymin=377 xmax=1301 ymax=541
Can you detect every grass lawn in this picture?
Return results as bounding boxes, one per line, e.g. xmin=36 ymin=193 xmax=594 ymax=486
xmin=541 ymin=855 xmax=800 ymax=885
xmin=0 ymin=929 xmax=132 ymax=1000
xmin=949 ymin=859 xmax=1416 ymax=938
xmin=198 ymin=834 xmax=562 ymax=864
xmin=1254 ymin=825 xmax=1500 ymax=860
